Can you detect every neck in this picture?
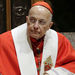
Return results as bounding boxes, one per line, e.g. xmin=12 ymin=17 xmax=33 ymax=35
xmin=30 ymin=36 xmax=45 ymax=42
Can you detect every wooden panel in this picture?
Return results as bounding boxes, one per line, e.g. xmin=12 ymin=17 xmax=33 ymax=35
xmin=6 ymin=0 xmax=11 ymax=30
xmin=11 ymin=0 xmax=31 ymax=28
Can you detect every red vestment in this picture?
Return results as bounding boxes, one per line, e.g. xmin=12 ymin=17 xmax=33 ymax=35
xmin=0 ymin=31 xmax=75 ymax=75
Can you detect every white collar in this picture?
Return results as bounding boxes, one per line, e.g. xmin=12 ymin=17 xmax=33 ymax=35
xmin=11 ymin=23 xmax=58 ymax=75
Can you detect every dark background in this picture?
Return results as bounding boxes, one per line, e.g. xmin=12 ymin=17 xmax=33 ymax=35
xmin=0 ymin=0 xmax=6 ymax=33
xmin=50 ymin=0 xmax=75 ymax=32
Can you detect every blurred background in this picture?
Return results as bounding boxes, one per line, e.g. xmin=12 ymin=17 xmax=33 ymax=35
xmin=0 ymin=0 xmax=75 ymax=48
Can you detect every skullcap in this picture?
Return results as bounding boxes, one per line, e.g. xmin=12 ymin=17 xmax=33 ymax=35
xmin=32 ymin=1 xmax=53 ymax=14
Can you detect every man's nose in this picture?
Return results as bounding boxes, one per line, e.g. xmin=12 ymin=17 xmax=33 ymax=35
xmin=34 ymin=21 xmax=39 ymax=30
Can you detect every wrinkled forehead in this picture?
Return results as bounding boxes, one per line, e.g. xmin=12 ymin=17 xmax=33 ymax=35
xmin=29 ymin=6 xmax=51 ymax=16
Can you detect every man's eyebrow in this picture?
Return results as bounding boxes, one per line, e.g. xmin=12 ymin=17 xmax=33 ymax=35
xmin=29 ymin=16 xmax=35 ymax=19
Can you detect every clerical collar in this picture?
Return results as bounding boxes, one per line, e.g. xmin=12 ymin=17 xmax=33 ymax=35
xmin=30 ymin=36 xmax=45 ymax=43
xmin=30 ymin=36 xmax=44 ymax=56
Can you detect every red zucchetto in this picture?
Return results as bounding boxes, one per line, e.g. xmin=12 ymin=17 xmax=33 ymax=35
xmin=32 ymin=1 xmax=53 ymax=14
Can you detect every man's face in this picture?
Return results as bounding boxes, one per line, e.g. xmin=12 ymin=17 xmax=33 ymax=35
xmin=26 ymin=6 xmax=53 ymax=40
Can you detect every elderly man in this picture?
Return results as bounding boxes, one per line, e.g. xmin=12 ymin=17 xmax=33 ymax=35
xmin=0 ymin=1 xmax=75 ymax=75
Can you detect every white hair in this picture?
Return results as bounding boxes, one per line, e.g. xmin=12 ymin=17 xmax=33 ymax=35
xmin=49 ymin=12 xmax=53 ymax=21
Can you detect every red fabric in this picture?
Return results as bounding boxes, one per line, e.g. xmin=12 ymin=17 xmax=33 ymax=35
xmin=30 ymin=37 xmax=44 ymax=75
xmin=55 ymin=32 xmax=75 ymax=73
xmin=32 ymin=1 xmax=53 ymax=14
xmin=0 ymin=31 xmax=75 ymax=75
xmin=30 ymin=36 xmax=44 ymax=56
xmin=0 ymin=31 xmax=21 ymax=75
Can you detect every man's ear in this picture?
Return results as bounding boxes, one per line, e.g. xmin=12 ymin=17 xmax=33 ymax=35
xmin=26 ymin=16 xmax=28 ymax=22
xmin=49 ymin=22 xmax=53 ymax=28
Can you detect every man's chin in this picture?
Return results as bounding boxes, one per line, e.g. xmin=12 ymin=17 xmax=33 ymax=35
xmin=30 ymin=34 xmax=40 ymax=40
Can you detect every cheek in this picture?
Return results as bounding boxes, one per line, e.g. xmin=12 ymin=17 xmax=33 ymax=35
xmin=39 ymin=27 xmax=47 ymax=35
xmin=27 ymin=24 xmax=33 ymax=30
xmin=42 ymin=26 xmax=49 ymax=32
xmin=27 ymin=26 xmax=31 ymax=32
xmin=27 ymin=25 xmax=34 ymax=33
xmin=27 ymin=20 xmax=34 ymax=27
